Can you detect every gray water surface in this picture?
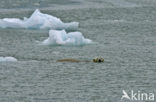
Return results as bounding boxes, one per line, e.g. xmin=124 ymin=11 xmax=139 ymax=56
xmin=0 ymin=0 xmax=156 ymax=102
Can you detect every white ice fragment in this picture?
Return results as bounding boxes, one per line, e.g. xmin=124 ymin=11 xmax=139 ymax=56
xmin=0 ymin=57 xmax=17 ymax=62
xmin=42 ymin=30 xmax=92 ymax=46
xmin=0 ymin=9 xmax=79 ymax=31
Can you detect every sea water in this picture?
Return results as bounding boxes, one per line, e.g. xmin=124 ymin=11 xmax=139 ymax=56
xmin=0 ymin=0 xmax=156 ymax=102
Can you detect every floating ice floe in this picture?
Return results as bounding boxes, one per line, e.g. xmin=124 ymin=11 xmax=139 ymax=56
xmin=0 ymin=9 xmax=79 ymax=30
xmin=42 ymin=30 xmax=92 ymax=46
xmin=0 ymin=57 xmax=17 ymax=62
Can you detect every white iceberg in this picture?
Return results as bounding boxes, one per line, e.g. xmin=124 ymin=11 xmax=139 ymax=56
xmin=42 ymin=30 xmax=92 ymax=46
xmin=0 ymin=9 xmax=79 ymax=30
xmin=0 ymin=57 xmax=17 ymax=62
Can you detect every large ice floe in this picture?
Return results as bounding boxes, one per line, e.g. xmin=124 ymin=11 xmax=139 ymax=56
xmin=0 ymin=9 xmax=79 ymax=30
xmin=0 ymin=57 xmax=17 ymax=62
xmin=42 ymin=30 xmax=92 ymax=46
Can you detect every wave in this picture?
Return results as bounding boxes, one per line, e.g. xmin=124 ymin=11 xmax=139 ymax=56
xmin=0 ymin=9 xmax=79 ymax=30
xmin=42 ymin=30 xmax=92 ymax=46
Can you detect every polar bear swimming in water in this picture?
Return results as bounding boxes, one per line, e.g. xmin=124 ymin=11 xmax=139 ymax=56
xmin=57 ymin=57 xmax=104 ymax=63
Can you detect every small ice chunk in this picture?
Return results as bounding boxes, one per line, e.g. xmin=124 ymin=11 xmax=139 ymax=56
xmin=0 ymin=9 xmax=79 ymax=31
xmin=0 ymin=57 xmax=17 ymax=62
xmin=42 ymin=30 xmax=92 ymax=46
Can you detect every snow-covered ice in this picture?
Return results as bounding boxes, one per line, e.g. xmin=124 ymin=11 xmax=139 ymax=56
xmin=42 ymin=30 xmax=92 ymax=46
xmin=0 ymin=57 xmax=17 ymax=62
xmin=0 ymin=9 xmax=79 ymax=30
